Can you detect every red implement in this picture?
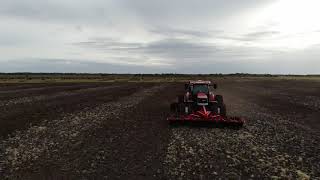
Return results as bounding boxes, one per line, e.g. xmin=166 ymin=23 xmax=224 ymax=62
xmin=168 ymin=80 xmax=244 ymax=127
xmin=167 ymin=105 xmax=244 ymax=126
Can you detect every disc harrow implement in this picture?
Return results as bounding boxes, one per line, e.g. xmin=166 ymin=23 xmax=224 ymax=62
xmin=167 ymin=80 xmax=244 ymax=127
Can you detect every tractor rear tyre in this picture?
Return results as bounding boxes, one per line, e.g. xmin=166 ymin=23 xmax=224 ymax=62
xmin=215 ymin=95 xmax=224 ymax=104
xmin=170 ymin=103 xmax=178 ymax=112
xmin=170 ymin=102 xmax=185 ymax=114
xmin=215 ymin=95 xmax=227 ymax=116
xmin=220 ymin=104 xmax=227 ymax=117
xmin=178 ymin=95 xmax=184 ymax=103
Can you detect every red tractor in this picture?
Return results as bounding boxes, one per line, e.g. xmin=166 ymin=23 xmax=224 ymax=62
xmin=168 ymin=80 xmax=244 ymax=126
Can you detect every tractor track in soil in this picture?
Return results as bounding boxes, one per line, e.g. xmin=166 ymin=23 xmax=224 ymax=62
xmin=0 ymin=83 xmax=155 ymax=138
xmin=0 ymin=84 xmax=102 ymax=101
xmin=0 ymin=83 xmax=71 ymax=91
xmin=0 ymin=83 xmax=169 ymax=179
xmin=0 ymin=85 xmax=124 ymax=107
xmin=0 ymin=79 xmax=319 ymax=179
xmin=0 ymin=83 xmax=130 ymax=101
xmin=0 ymin=83 xmax=106 ymax=94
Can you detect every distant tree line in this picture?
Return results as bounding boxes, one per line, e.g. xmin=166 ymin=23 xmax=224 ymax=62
xmin=0 ymin=73 xmax=319 ymax=80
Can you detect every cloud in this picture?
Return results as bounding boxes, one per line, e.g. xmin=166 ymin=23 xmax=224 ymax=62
xmin=244 ymin=31 xmax=280 ymax=39
xmin=240 ymin=30 xmax=280 ymax=41
xmin=150 ymin=28 xmax=214 ymax=39
xmin=0 ymin=0 xmax=319 ymax=74
xmin=0 ymin=58 xmax=172 ymax=73
xmin=3 ymin=49 xmax=319 ymax=74
xmin=217 ymin=30 xmax=281 ymax=43
xmin=74 ymin=37 xmax=221 ymax=64
xmin=0 ymin=1 xmax=111 ymax=23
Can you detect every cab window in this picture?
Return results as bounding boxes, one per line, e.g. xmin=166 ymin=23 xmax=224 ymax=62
xmin=192 ymin=84 xmax=209 ymax=95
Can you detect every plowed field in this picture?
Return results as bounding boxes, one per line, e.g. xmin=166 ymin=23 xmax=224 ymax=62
xmin=0 ymin=78 xmax=319 ymax=179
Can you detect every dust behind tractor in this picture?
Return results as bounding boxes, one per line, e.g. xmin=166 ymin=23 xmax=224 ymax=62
xmin=168 ymin=80 xmax=244 ymax=126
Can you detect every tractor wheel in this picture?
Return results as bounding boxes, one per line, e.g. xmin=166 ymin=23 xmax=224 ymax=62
xmin=208 ymin=103 xmax=217 ymax=113
xmin=178 ymin=95 xmax=184 ymax=103
xmin=218 ymin=104 xmax=227 ymax=116
xmin=171 ymin=102 xmax=185 ymax=113
xmin=170 ymin=103 xmax=178 ymax=112
xmin=179 ymin=103 xmax=191 ymax=114
xmin=215 ymin=95 xmax=224 ymax=104
xmin=178 ymin=103 xmax=186 ymax=113
xmin=215 ymin=95 xmax=226 ymax=116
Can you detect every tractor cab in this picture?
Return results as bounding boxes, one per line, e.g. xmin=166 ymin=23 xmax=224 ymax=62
xmin=185 ymin=80 xmax=217 ymax=96
xmin=190 ymin=83 xmax=209 ymax=95
xmin=184 ymin=80 xmax=217 ymax=106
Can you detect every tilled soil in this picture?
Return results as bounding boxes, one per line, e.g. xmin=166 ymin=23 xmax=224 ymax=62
xmin=0 ymin=79 xmax=319 ymax=179
xmin=0 ymin=83 xmax=154 ymax=138
xmin=0 ymin=84 xmax=103 ymax=101
xmin=164 ymin=79 xmax=320 ymax=179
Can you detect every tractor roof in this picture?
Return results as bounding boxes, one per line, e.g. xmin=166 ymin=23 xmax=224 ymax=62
xmin=189 ymin=80 xmax=211 ymax=85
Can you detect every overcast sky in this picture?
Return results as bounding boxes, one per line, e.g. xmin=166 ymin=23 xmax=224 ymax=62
xmin=1 ymin=0 xmax=320 ymax=74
